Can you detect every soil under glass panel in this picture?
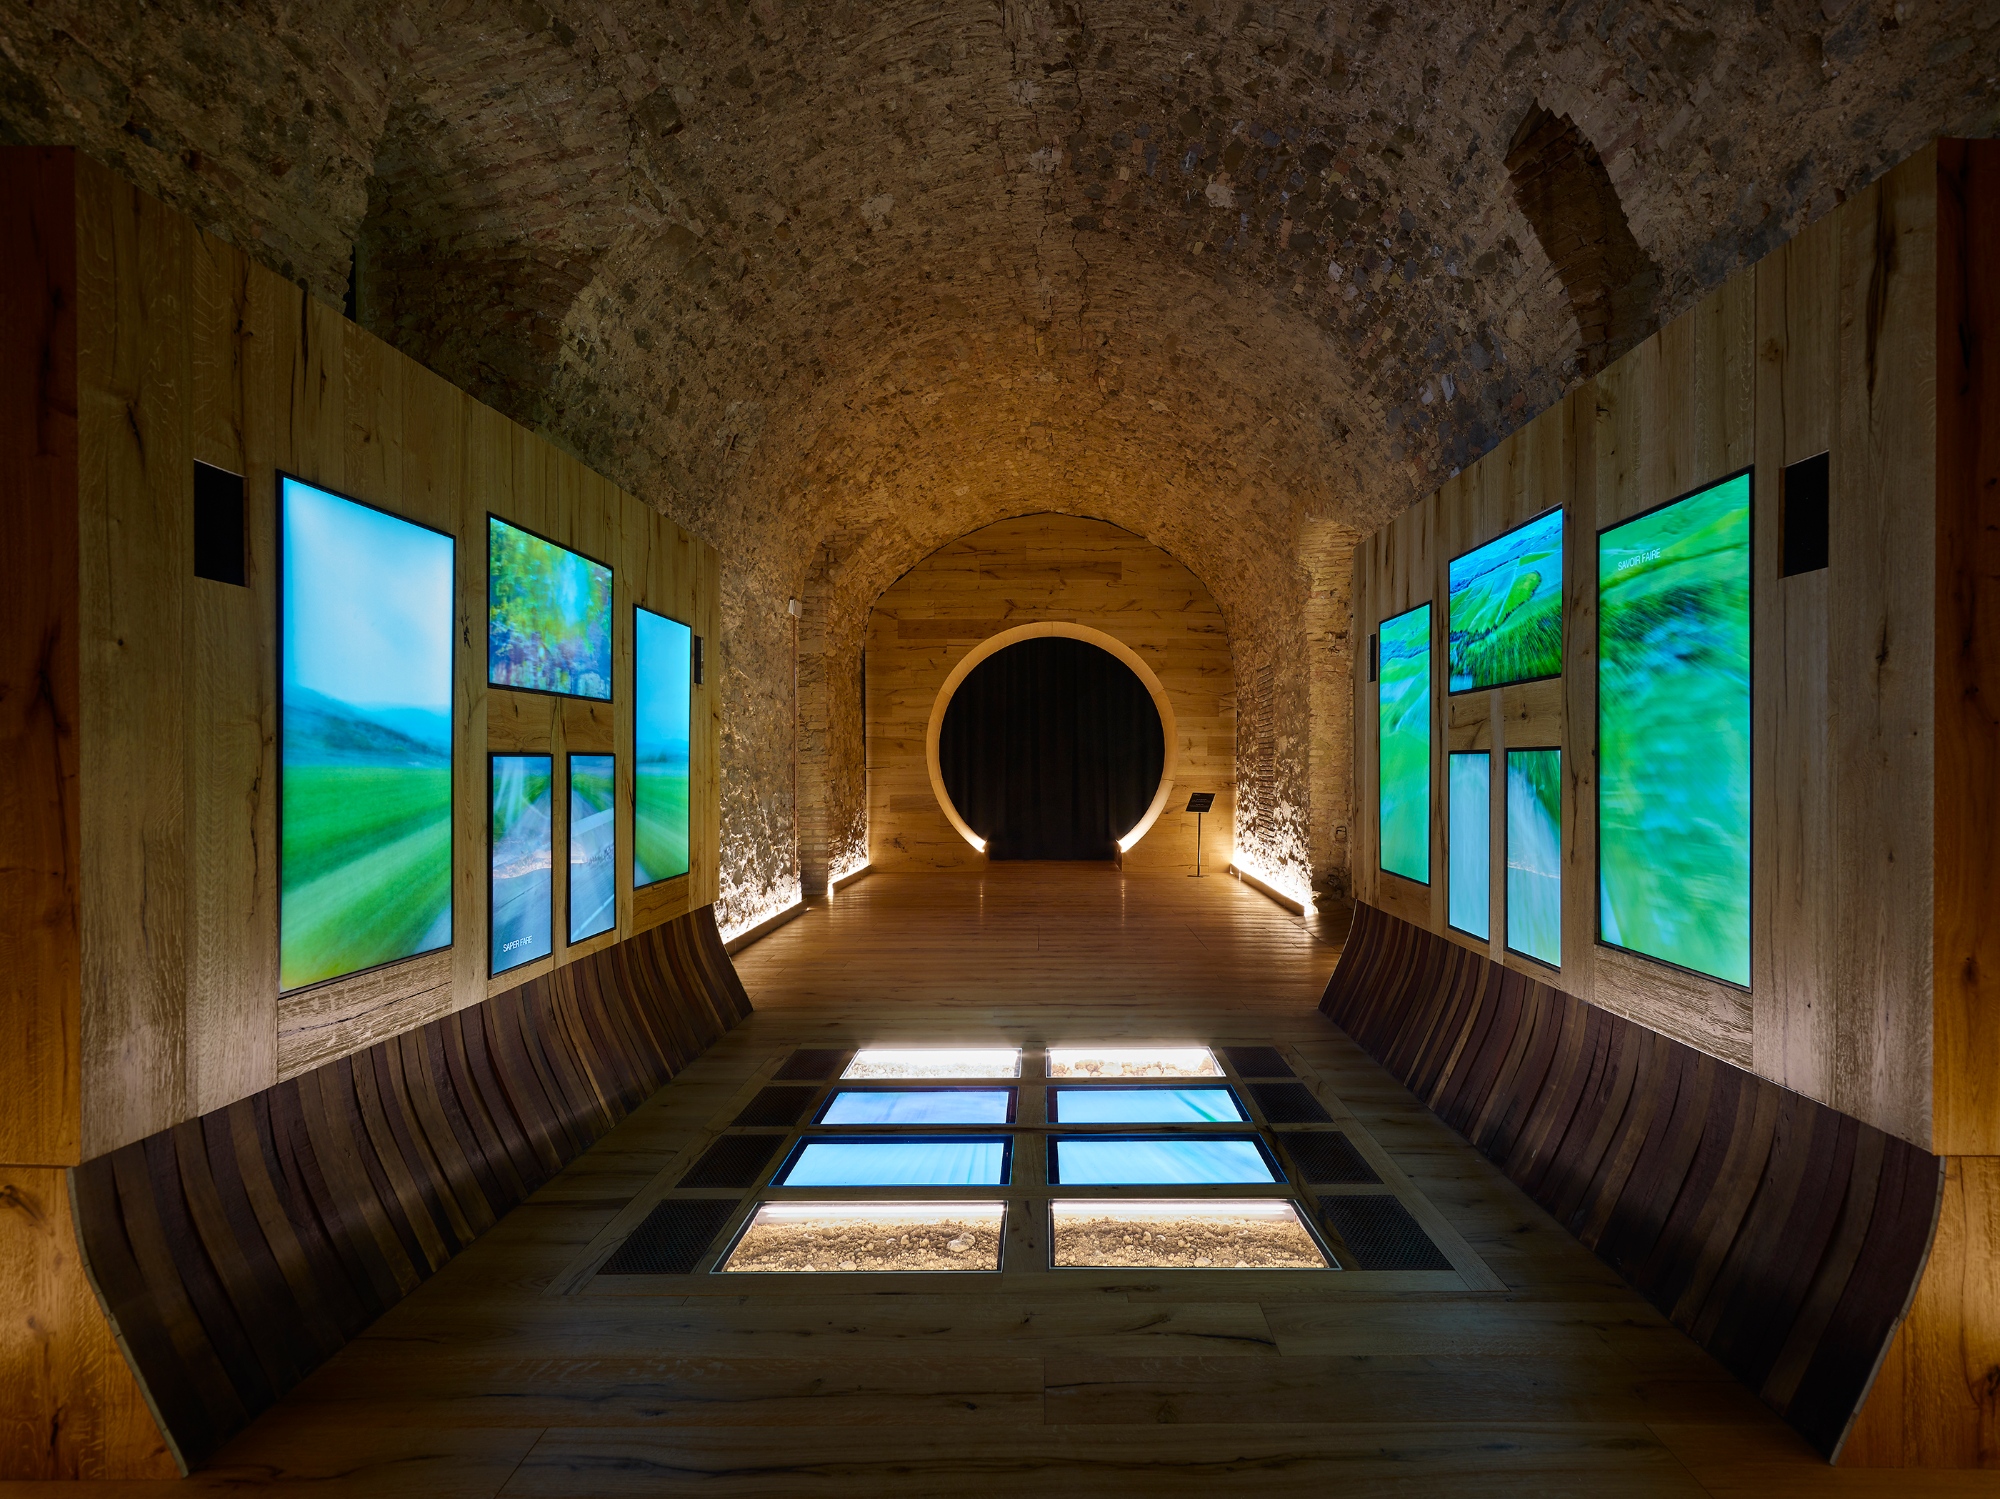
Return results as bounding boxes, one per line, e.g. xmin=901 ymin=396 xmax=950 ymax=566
xmin=722 ymin=1201 xmax=1005 ymax=1273
xmin=1046 ymin=1046 xmax=1221 ymax=1078
xmin=842 ymin=1047 xmax=1022 ymax=1079
xmin=1050 ymin=1199 xmax=1328 ymax=1269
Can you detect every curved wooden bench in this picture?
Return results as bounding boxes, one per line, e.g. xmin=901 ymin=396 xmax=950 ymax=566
xmin=1320 ymin=901 xmax=1939 ymax=1459
xmin=69 ymin=905 xmax=751 ymax=1471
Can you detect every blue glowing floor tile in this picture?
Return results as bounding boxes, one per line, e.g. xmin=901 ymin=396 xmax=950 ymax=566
xmin=777 ymin=1136 xmax=1012 ymax=1186
xmin=818 ymin=1089 xmax=1014 ymax=1125
xmin=1047 ymin=1135 xmax=1280 ymax=1185
xmin=1049 ymin=1087 xmax=1246 ymax=1124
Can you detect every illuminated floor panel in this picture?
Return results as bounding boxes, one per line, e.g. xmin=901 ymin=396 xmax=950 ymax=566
xmin=1049 ymin=1086 xmax=1245 ymax=1123
xmin=1047 ymin=1046 xmax=1220 ymax=1078
xmin=818 ymin=1089 xmax=1014 ymax=1124
xmin=1047 ymin=1134 xmax=1279 ymax=1184
xmin=1050 ymin=1199 xmax=1328 ymax=1269
xmin=722 ymin=1201 xmax=1005 ymax=1272
xmin=842 ymin=1047 xmax=1022 ymax=1079
xmin=777 ymin=1136 xmax=1012 ymax=1186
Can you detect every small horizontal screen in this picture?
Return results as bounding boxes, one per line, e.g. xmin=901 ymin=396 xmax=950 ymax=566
xmin=1045 ymin=1047 xmax=1220 ymax=1079
xmin=722 ymin=1201 xmax=1004 ymax=1273
xmin=842 ymin=1048 xmax=1021 ymax=1079
xmin=1448 ymin=508 xmax=1563 ymax=692
xmin=1050 ymin=1199 xmax=1328 ymax=1269
xmin=1049 ymin=1087 xmax=1245 ymax=1124
xmin=1047 ymin=1135 xmax=1280 ymax=1185
xmin=776 ymin=1136 xmax=1012 ymax=1187
xmin=818 ymin=1089 xmax=1014 ymax=1125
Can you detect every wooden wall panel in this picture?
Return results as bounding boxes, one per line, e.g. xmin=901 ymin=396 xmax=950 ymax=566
xmin=0 ymin=150 xmax=727 ymax=1157
xmin=1322 ymin=901 xmax=1941 ymax=1461
xmin=69 ymin=904 xmax=750 ymax=1474
xmin=866 ymin=514 xmax=1235 ymax=873
xmin=0 ymin=148 xmax=83 ymax=1165
xmin=1930 ymin=140 xmax=2000 ymax=1157
xmin=1347 ymin=142 xmax=1980 ymax=1141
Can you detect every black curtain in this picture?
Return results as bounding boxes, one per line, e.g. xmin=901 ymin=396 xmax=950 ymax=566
xmin=938 ymin=636 xmax=1165 ymax=860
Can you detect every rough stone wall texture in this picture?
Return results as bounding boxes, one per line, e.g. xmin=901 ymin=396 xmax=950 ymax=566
xmin=5 ymin=1 xmax=1993 ymax=922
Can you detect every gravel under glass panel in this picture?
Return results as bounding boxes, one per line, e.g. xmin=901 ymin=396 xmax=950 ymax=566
xmin=721 ymin=1201 xmax=1005 ymax=1273
xmin=1046 ymin=1046 xmax=1221 ymax=1078
xmin=1050 ymin=1199 xmax=1328 ymax=1269
xmin=842 ymin=1047 xmax=1022 ymax=1079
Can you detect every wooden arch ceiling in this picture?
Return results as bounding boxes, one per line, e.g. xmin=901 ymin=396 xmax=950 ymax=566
xmin=3 ymin=0 xmax=1991 ymax=913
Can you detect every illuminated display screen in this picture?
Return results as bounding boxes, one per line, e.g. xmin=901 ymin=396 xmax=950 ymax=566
xmin=1448 ymin=752 xmax=1490 ymax=940
xmin=1051 ymin=1200 xmax=1327 ymax=1269
xmin=1048 ymin=1087 xmax=1246 ymax=1123
xmin=1597 ymin=472 xmax=1751 ymax=985
xmin=817 ymin=1090 xmax=1014 ymax=1125
xmin=490 ymin=754 xmax=554 ymax=975
xmin=633 ymin=607 xmax=692 ymax=888
xmin=1448 ymin=508 xmax=1563 ymax=692
xmin=567 ymin=754 xmax=616 ymax=944
xmin=487 ymin=516 xmax=612 ymax=700
xmin=776 ymin=1137 xmax=1012 ymax=1187
xmin=1377 ymin=603 xmax=1431 ymax=883
xmin=1045 ymin=1047 xmax=1219 ymax=1079
xmin=280 ymin=477 xmax=454 ymax=991
xmin=1046 ymin=1135 xmax=1281 ymax=1185
xmin=722 ymin=1202 xmax=1005 ymax=1272
xmin=843 ymin=1048 xmax=1022 ymax=1079
xmin=1505 ymin=749 xmax=1561 ymax=966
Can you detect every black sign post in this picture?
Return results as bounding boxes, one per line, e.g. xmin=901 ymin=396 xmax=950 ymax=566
xmin=1184 ymin=792 xmax=1215 ymax=877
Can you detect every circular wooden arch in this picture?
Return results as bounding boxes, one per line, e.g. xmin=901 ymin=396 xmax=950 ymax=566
xmin=924 ymin=621 xmax=1179 ymax=857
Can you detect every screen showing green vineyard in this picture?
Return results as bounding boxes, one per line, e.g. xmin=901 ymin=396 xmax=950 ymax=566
xmin=1597 ymin=472 xmax=1751 ymax=985
xmin=1377 ymin=603 xmax=1431 ymax=884
xmin=1448 ymin=508 xmax=1562 ymax=692
xmin=633 ymin=607 xmax=692 ymax=888
xmin=487 ymin=516 xmax=612 ymax=700
xmin=1448 ymin=752 xmax=1490 ymax=940
xmin=1506 ymin=749 xmax=1561 ymax=966
xmin=281 ymin=477 xmax=454 ymax=990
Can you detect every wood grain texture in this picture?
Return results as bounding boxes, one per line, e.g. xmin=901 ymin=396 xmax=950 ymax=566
xmin=866 ymin=514 xmax=1235 ymax=872
xmin=1321 ymin=900 xmax=1941 ymax=1459
xmin=0 ymin=147 xmax=83 ymax=1166
xmin=6 ymin=148 xmax=725 ymax=1159
xmin=1929 ymin=139 xmax=2000 ymax=1157
xmin=68 ymin=904 xmax=749 ymax=1471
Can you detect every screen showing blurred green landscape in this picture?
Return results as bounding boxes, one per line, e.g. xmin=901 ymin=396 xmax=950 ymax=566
xmin=1449 ymin=752 xmax=1490 ymax=939
xmin=1378 ymin=603 xmax=1431 ymax=883
xmin=491 ymin=754 xmax=554 ymax=975
xmin=1448 ymin=508 xmax=1562 ymax=692
xmin=1506 ymin=748 xmax=1561 ymax=965
xmin=281 ymin=478 xmax=454 ymax=991
xmin=569 ymin=754 xmax=616 ymax=943
xmin=634 ymin=608 xmax=692 ymax=887
xmin=1597 ymin=473 xmax=1751 ymax=986
xmin=488 ymin=516 xmax=613 ymax=700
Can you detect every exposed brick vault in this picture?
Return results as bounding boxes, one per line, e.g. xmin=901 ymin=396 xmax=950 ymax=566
xmin=6 ymin=2 xmax=1994 ymax=927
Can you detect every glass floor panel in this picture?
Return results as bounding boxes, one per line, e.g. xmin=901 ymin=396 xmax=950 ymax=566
xmin=1047 ymin=1134 xmax=1280 ymax=1185
xmin=722 ymin=1201 xmax=1005 ymax=1272
xmin=1050 ymin=1199 xmax=1328 ymax=1269
xmin=1046 ymin=1046 xmax=1221 ymax=1078
xmin=777 ymin=1135 xmax=1012 ymax=1186
xmin=818 ymin=1088 xmax=1014 ymax=1125
xmin=843 ymin=1047 xmax=1022 ymax=1079
xmin=1049 ymin=1086 xmax=1245 ymax=1124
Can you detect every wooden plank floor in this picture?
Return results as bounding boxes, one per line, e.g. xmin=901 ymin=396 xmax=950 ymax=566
xmin=22 ymin=867 xmax=2000 ymax=1495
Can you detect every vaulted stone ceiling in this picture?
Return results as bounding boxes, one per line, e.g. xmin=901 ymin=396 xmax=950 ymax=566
xmin=5 ymin=0 xmax=1994 ymax=925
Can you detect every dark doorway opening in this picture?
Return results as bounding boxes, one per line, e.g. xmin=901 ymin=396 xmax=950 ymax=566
xmin=938 ymin=635 xmax=1165 ymax=861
